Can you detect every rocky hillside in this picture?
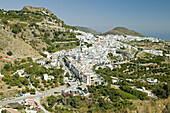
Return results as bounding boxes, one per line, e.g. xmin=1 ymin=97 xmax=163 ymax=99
xmin=104 ymin=27 xmax=144 ymax=37
xmin=0 ymin=6 xmax=79 ymax=58
xmin=75 ymin=26 xmax=101 ymax=35
xmin=0 ymin=30 xmax=40 ymax=58
xmin=22 ymin=6 xmax=54 ymax=16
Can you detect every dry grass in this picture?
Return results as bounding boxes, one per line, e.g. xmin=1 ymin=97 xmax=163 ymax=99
xmin=117 ymin=97 xmax=170 ymax=113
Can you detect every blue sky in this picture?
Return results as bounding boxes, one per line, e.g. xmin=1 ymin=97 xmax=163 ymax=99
xmin=0 ymin=0 xmax=170 ymax=40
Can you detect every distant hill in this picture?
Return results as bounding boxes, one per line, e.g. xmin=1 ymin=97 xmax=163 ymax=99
xmin=104 ymin=27 xmax=144 ymax=37
xmin=75 ymin=26 xmax=101 ymax=35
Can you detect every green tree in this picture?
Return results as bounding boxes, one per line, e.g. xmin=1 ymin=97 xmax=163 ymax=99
xmin=2 ymin=19 xmax=8 ymax=25
xmin=7 ymin=51 xmax=13 ymax=56
xmin=152 ymin=83 xmax=169 ymax=99
xmin=65 ymin=72 xmax=70 ymax=77
xmin=1 ymin=109 xmax=8 ymax=113
xmin=47 ymin=95 xmax=58 ymax=108
xmin=4 ymin=64 xmax=11 ymax=71
xmin=71 ymin=97 xmax=80 ymax=108
xmin=21 ymin=59 xmax=26 ymax=63
xmin=30 ymin=88 xmax=36 ymax=94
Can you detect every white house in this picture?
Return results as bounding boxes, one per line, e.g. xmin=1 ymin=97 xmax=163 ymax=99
xmin=43 ymin=74 xmax=48 ymax=81
xmin=0 ymin=72 xmax=4 ymax=77
xmin=44 ymin=51 xmax=51 ymax=59
xmin=43 ymin=74 xmax=54 ymax=81
xmin=143 ymin=90 xmax=154 ymax=97
xmin=64 ymin=77 xmax=69 ymax=83
xmin=83 ymin=73 xmax=91 ymax=85
xmin=37 ymin=60 xmax=46 ymax=65
xmin=154 ymin=50 xmax=163 ymax=56
xmin=131 ymin=86 xmax=154 ymax=97
xmin=140 ymin=47 xmax=163 ymax=56
xmin=112 ymin=79 xmax=118 ymax=83
xmin=48 ymin=76 xmax=54 ymax=80
xmin=131 ymin=86 xmax=145 ymax=91
xmin=13 ymin=70 xmax=24 ymax=77
xmin=23 ymin=97 xmax=36 ymax=109
xmin=50 ymin=61 xmax=57 ymax=66
xmin=146 ymin=78 xmax=158 ymax=83
xmin=126 ymin=78 xmax=133 ymax=82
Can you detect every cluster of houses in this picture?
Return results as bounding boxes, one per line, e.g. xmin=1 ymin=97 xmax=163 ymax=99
xmin=131 ymin=86 xmax=154 ymax=97
xmin=60 ymin=30 xmax=164 ymax=87
xmin=0 ymin=97 xmax=40 ymax=113
xmin=63 ymin=55 xmax=103 ymax=85
xmin=62 ymin=85 xmax=89 ymax=97
xmin=140 ymin=46 xmax=163 ymax=56
xmin=43 ymin=74 xmax=54 ymax=81
xmin=100 ymin=34 xmax=161 ymax=43
xmin=22 ymin=97 xmax=40 ymax=110
xmin=146 ymin=78 xmax=158 ymax=84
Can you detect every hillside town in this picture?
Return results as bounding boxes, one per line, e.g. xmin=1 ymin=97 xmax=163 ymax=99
xmin=0 ymin=27 xmax=169 ymax=112
xmin=0 ymin=5 xmax=169 ymax=113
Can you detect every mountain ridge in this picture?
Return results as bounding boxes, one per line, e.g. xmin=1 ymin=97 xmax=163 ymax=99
xmin=75 ymin=26 xmax=101 ymax=35
xmin=104 ymin=27 xmax=144 ymax=37
xmin=75 ymin=26 xmax=144 ymax=37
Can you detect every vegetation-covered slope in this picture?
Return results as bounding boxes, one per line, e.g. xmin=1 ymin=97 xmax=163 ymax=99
xmin=104 ymin=27 xmax=144 ymax=37
xmin=0 ymin=6 xmax=79 ymax=58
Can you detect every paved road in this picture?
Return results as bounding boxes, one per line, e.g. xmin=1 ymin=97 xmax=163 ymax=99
xmin=0 ymin=85 xmax=67 ymax=105
xmin=34 ymin=97 xmax=49 ymax=113
xmin=0 ymin=85 xmax=76 ymax=113
xmin=0 ymin=56 xmax=76 ymax=113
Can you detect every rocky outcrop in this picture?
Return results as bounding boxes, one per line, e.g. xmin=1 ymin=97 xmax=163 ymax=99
xmin=22 ymin=6 xmax=55 ymax=16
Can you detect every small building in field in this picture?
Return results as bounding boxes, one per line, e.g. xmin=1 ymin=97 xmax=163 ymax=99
xmin=143 ymin=90 xmax=154 ymax=97
xmin=37 ymin=60 xmax=46 ymax=65
xmin=13 ymin=70 xmax=24 ymax=77
xmin=0 ymin=72 xmax=4 ymax=77
xmin=43 ymin=74 xmax=54 ymax=81
xmin=23 ymin=97 xmax=37 ymax=109
xmin=146 ymin=78 xmax=158 ymax=83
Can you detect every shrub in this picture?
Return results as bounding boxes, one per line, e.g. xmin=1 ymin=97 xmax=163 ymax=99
xmin=1 ymin=109 xmax=8 ymax=113
xmin=8 ymin=85 xmax=11 ymax=89
xmin=4 ymin=64 xmax=11 ymax=70
xmin=41 ymin=88 xmax=45 ymax=91
xmin=152 ymin=83 xmax=169 ymax=99
xmin=0 ymin=92 xmax=3 ymax=95
xmin=120 ymin=86 xmax=149 ymax=100
xmin=2 ymin=19 xmax=8 ymax=25
xmin=7 ymin=51 xmax=13 ymax=56
xmin=11 ymin=24 xmax=22 ymax=34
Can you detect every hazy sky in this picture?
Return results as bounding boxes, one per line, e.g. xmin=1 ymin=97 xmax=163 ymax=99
xmin=0 ymin=0 xmax=170 ymax=40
